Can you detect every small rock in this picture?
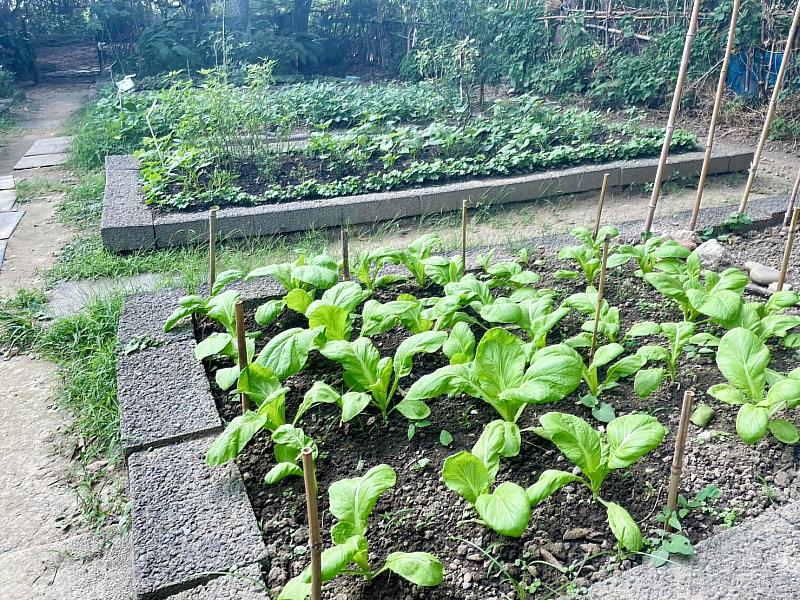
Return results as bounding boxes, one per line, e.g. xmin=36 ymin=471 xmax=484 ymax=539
xmin=695 ymin=239 xmax=732 ymax=270
xmin=769 ymin=281 xmax=792 ymax=291
xmin=744 ymin=261 xmax=781 ymax=286
xmin=466 ymin=554 xmax=483 ymax=562
xmin=562 ymin=527 xmax=602 ymax=541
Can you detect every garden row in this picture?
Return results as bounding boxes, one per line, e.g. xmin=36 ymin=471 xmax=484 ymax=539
xmin=143 ymin=226 xmax=800 ymax=599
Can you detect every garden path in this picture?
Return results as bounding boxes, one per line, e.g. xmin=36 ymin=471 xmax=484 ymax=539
xmin=0 ymin=82 xmax=133 ymax=600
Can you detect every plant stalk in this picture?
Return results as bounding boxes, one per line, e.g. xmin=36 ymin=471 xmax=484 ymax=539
xmin=461 ymin=199 xmax=468 ymax=272
xmin=777 ymin=207 xmax=800 ymax=292
xmin=590 ymin=237 xmax=611 ymax=358
xmin=783 ymin=167 xmax=800 ymax=227
xmin=738 ymin=0 xmax=800 ymax=215
xmin=593 ymin=173 xmax=610 ymax=239
xmin=341 ymin=228 xmax=350 ymax=281
xmin=688 ymin=0 xmax=740 ymax=230
xmin=302 ymin=447 xmax=322 ymax=600
xmin=235 ymin=300 xmax=252 ymax=412
xmin=208 ymin=206 xmax=218 ymax=291
xmin=666 ymin=389 xmax=695 ymax=531
xmin=643 ymin=0 xmax=702 ymax=235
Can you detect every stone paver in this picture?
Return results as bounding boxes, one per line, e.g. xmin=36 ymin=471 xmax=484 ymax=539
xmin=587 ymin=502 xmax=800 ymax=599
xmin=25 ymin=137 xmax=70 ymax=156
xmin=0 ymin=241 xmax=5 ymax=272
xmin=0 ymin=175 xmax=14 ymax=190
xmin=0 ymin=211 xmax=25 ymax=239
xmin=13 ymin=152 xmax=69 ymax=170
xmin=0 ymin=189 xmax=16 ymax=211
xmin=46 ymin=273 xmax=167 ymax=318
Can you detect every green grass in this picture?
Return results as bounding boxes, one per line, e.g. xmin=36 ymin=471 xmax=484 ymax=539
xmin=58 ymin=170 xmax=105 ymax=227
xmin=14 ymin=177 xmax=69 ymax=203
xmin=0 ymin=289 xmax=48 ymax=352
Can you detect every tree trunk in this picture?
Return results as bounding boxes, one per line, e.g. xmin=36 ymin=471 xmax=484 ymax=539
xmin=293 ymin=0 xmax=313 ymax=33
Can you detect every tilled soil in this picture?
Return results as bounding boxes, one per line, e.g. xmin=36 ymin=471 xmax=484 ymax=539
xmin=195 ymin=233 xmax=800 ymax=599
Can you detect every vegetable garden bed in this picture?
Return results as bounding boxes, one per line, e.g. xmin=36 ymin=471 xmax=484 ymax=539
xmin=119 ymin=200 xmax=799 ymax=599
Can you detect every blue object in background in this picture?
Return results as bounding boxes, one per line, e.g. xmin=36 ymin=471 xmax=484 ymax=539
xmin=727 ymin=47 xmax=794 ymax=98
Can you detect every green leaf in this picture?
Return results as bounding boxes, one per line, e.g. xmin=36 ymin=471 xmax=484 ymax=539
xmin=315 ymin=280 xmax=369 ymax=313
xmin=394 ymin=331 xmax=448 ymax=378
xmin=475 ymin=482 xmax=531 ymax=538
xmin=205 ymin=410 xmax=269 ymax=465
xmin=293 ymin=264 xmax=339 ymax=289
xmin=526 ymin=469 xmax=582 ymax=506
xmin=708 ymin=383 xmax=747 ymax=405
xmin=341 ymin=392 xmax=373 ymax=422
xmin=443 ymin=322 xmax=476 ymax=365
xmin=626 ymin=321 xmax=661 ymax=337
xmin=238 ymin=363 xmax=282 ymax=405
xmin=406 ymin=363 xmax=478 ymax=402
xmin=474 ymin=328 xmax=525 ymax=400
xmin=308 ymin=305 xmax=352 ymax=342
xmin=206 ymin=290 xmax=240 ymax=332
xmin=605 ymin=501 xmax=642 ymax=551
xmin=195 ymin=332 xmax=233 ymax=360
xmin=766 ymin=378 xmax=800 ymax=410
xmin=590 ymin=343 xmax=625 ymax=370
xmin=471 ymin=420 xmax=520 ymax=477
xmin=634 ymin=367 xmax=664 ymax=397
xmin=328 ymin=464 xmax=395 ymax=544
xmin=164 ymin=305 xmax=194 ymax=332
xmin=605 ymin=355 xmax=647 ymax=386
xmin=716 ymin=328 xmax=770 ymax=401
xmin=768 ymin=419 xmax=800 ymax=444
xmin=736 ymin=404 xmax=769 ymax=444
xmin=539 ymin=412 xmax=603 ymax=483
xmin=215 ymin=365 xmax=240 ymax=391
xmin=690 ymin=403 xmax=715 ymax=428
xmin=257 ymin=327 xmax=320 ymax=381
xmin=606 ymin=414 xmax=666 ymax=469
xmin=320 ymin=337 xmax=381 ymax=391
xmin=265 ymin=462 xmax=304 ymax=485
xmin=211 ymin=269 xmax=242 ymax=295
xmin=294 ymin=381 xmax=340 ymax=424
xmin=394 ymin=397 xmax=431 ymax=420
xmin=255 ymin=299 xmax=285 ymax=327
xmin=382 ymin=552 xmax=444 ymax=587
xmin=591 ymin=402 xmax=616 ymax=424
xmin=442 ymin=451 xmax=491 ymax=504
xmin=439 ymin=430 xmax=453 ymax=447
xmin=321 ymin=535 xmax=365 ymax=581
xmin=504 ymin=344 xmax=583 ymax=405
xmin=285 ymin=288 xmax=314 ymax=314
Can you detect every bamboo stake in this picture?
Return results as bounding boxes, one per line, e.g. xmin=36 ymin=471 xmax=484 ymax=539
xmin=688 ymin=0 xmax=740 ymax=231
xmin=208 ymin=206 xmax=218 ymax=291
xmin=666 ymin=390 xmax=695 ymax=531
xmin=302 ymin=447 xmax=322 ymax=600
xmin=783 ymin=167 xmax=800 ymax=227
xmin=461 ymin=199 xmax=468 ymax=272
xmin=235 ymin=300 xmax=252 ymax=413
xmin=590 ymin=237 xmax=611 ymax=358
xmin=340 ymin=228 xmax=350 ymax=281
xmin=593 ymin=173 xmax=610 ymax=239
xmin=778 ymin=208 xmax=800 ymax=292
xmin=643 ymin=0 xmax=703 ymax=235
xmin=738 ymin=0 xmax=800 ymax=215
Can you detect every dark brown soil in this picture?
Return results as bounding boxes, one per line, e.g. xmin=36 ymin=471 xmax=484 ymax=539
xmin=194 ymin=232 xmax=800 ymax=599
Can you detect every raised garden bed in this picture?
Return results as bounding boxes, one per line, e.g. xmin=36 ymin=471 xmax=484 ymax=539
xmin=100 ymin=147 xmax=753 ymax=252
xmin=117 ymin=196 xmax=799 ymax=599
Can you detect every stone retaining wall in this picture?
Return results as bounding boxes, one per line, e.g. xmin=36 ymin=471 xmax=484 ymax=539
xmin=101 ymin=148 xmax=754 ymax=252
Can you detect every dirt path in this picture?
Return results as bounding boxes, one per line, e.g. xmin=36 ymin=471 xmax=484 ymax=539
xmin=0 ymin=83 xmax=133 ymax=600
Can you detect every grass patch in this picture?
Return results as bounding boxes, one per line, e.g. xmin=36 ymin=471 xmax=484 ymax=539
xmin=47 ymin=231 xmax=330 ymax=291
xmin=0 ymin=289 xmax=48 ymax=352
xmin=57 ymin=169 xmax=105 ymax=227
xmin=14 ymin=177 xmax=69 ymax=203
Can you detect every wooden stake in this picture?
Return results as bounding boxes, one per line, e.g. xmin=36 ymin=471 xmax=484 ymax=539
xmin=235 ymin=300 xmax=252 ymax=413
xmin=688 ymin=0 xmax=740 ymax=231
xmin=340 ymin=228 xmax=350 ymax=281
xmin=778 ymin=208 xmax=800 ymax=292
xmin=643 ymin=0 xmax=703 ymax=235
xmin=461 ymin=199 xmax=468 ymax=272
xmin=302 ymin=447 xmax=322 ymax=600
xmin=783 ymin=167 xmax=800 ymax=227
xmin=738 ymin=0 xmax=800 ymax=215
xmin=590 ymin=237 xmax=611 ymax=358
xmin=666 ymin=390 xmax=695 ymax=531
xmin=208 ymin=206 xmax=218 ymax=291
xmin=593 ymin=173 xmax=610 ymax=239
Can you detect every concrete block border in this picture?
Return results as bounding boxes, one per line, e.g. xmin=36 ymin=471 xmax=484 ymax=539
xmin=116 ymin=195 xmax=786 ymax=598
xmin=101 ymin=147 xmax=754 ymax=252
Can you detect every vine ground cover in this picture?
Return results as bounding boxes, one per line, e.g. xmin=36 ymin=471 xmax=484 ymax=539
xmin=182 ymin=239 xmax=798 ymax=598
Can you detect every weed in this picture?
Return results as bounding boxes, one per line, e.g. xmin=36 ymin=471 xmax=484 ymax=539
xmin=0 ymin=288 xmax=47 ymax=352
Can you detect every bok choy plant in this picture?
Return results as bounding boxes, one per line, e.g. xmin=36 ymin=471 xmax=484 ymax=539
xmin=479 ymin=291 xmax=570 ymax=350
xmin=562 ymin=288 xmax=620 ymax=345
xmin=280 ymin=464 xmax=443 ymax=599
xmin=556 ymin=226 xmax=626 ymax=284
xmin=442 ymin=420 xmax=530 ymax=537
xmin=577 ymin=343 xmax=647 ymax=423
xmin=406 ymin=327 xmax=583 ymax=423
xmin=528 ymin=412 xmax=666 ymax=551
xmin=360 ymin=294 xmax=433 ymax=337
xmin=708 ymin=328 xmax=800 ymax=444
xmin=245 ymin=253 xmax=340 ymax=314
xmin=319 ymin=331 xmax=448 ymax=422
xmin=611 ymin=237 xmax=689 ymax=277
xmin=163 ymin=269 xmax=243 ymax=332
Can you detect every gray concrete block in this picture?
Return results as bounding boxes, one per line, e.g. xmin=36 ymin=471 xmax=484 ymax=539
xmin=106 ymin=154 xmax=141 ymax=171
xmin=340 ymin=190 xmax=422 ymax=225
xmin=776 ymin=501 xmax=800 ymax=528
xmin=0 ymin=189 xmax=16 ymax=211
xmin=0 ymin=210 xmax=24 ymax=240
xmin=117 ymin=341 xmax=221 ymax=456
xmin=168 ymin=564 xmax=268 ymax=599
xmin=557 ymin=165 xmax=621 ymax=195
xmin=587 ymin=511 xmax=800 ymax=600
xmin=705 ymin=154 xmax=731 ymax=175
xmin=0 ymin=175 xmax=14 ymax=190
xmin=117 ymin=288 xmax=194 ymax=347
xmin=728 ymin=151 xmax=754 ymax=173
xmin=494 ymin=172 xmax=561 ymax=204
xmin=101 ymin=166 xmax=155 ymax=251
xmin=197 ymin=277 xmax=286 ymax=309
xmin=619 ymin=156 xmax=661 ymax=186
xmin=665 ymin=156 xmax=704 ymax=180
xmin=128 ymin=437 xmax=267 ymax=599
